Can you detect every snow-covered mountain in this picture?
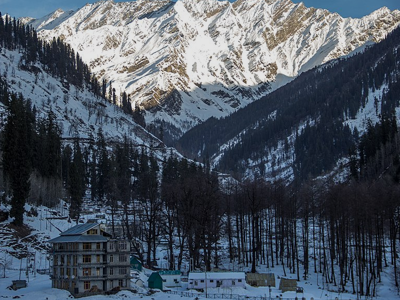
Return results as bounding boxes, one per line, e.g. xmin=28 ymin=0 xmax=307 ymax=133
xmin=176 ymin=24 xmax=400 ymax=183
xmin=0 ymin=45 xmax=176 ymax=158
xmin=27 ymin=0 xmax=400 ymax=138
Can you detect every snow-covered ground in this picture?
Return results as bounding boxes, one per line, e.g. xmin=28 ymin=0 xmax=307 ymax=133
xmin=1 ymin=263 xmax=399 ymax=299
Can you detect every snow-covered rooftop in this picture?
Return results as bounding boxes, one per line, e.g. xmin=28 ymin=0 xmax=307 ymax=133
xmin=188 ymin=272 xmax=245 ymax=280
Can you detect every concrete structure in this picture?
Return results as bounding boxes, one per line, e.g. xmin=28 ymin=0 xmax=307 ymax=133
xmin=159 ymin=270 xmax=181 ymax=288
xmin=246 ymin=273 xmax=275 ymax=287
xmin=48 ymin=222 xmax=131 ymax=296
xmin=188 ymin=272 xmax=246 ymax=290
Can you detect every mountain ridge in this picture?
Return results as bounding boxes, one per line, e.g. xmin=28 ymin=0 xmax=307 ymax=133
xmin=25 ymin=0 xmax=400 ymax=141
xmin=176 ymin=26 xmax=400 ymax=182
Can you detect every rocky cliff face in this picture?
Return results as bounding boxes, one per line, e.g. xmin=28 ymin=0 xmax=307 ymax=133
xmin=28 ymin=0 xmax=400 ymax=138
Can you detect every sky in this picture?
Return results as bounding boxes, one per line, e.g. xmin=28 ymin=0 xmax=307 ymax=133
xmin=0 ymin=0 xmax=399 ymax=20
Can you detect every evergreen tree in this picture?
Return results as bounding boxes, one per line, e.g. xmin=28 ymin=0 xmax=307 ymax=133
xmin=2 ymin=94 xmax=33 ymax=226
xmin=96 ymin=128 xmax=109 ymax=200
xmin=68 ymin=141 xmax=85 ymax=221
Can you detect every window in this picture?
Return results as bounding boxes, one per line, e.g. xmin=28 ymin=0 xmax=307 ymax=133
xmin=73 ymin=255 xmax=77 ymax=266
xmin=84 ymin=281 xmax=90 ymax=290
xmin=118 ymin=241 xmax=127 ymax=250
xmin=119 ymin=254 xmax=127 ymax=262
xmin=83 ymin=255 xmax=91 ymax=263
xmin=109 ymin=242 xmax=115 ymax=250
xmin=96 ymin=243 xmax=101 ymax=250
xmin=83 ymin=268 xmax=91 ymax=276
xmin=119 ymin=267 xmax=127 ymax=275
xmin=83 ymin=243 xmax=92 ymax=250
xmin=232 ymin=280 xmax=236 ymax=285
xmin=210 ymin=280 xmax=214 ymax=283
xmin=96 ymin=255 xmax=101 ymax=263
xmin=109 ymin=255 xmax=114 ymax=263
xmin=110 ymin=268 xmax=114 ymax=275
xmin=54 ymin=256 xmax=58 ymax=266
xmin=73 ymin=268 xmax=77 ymax=277
xmin=238 ymin=279 xmax=242 ymax=282
xmin=63 ymin=281 xmax=69 ymax=289
xmin=66 ymin=268 xmax=71 ymax=277
xmin=200 ymin=280 xmax=204 ymax=283
xmin=88 ymin=229 xmax=98 ymax=235
xmin=118 ymin=279 xmax=124 ymax=287
xmin=96 ymin=268 xmax=100 ymax=276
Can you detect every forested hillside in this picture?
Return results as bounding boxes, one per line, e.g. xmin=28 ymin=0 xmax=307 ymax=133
xmin=0 ymin=14 xmax=159 ymax=229
xmin=177 ymin=25 xmax=400 ymax=182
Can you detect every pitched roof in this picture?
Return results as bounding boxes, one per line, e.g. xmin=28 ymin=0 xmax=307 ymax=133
xmin=159 ymin=270 xmax=181 ymax=276
xmin=48 ymin=234 xmax=108 ymax=243
xmin=148 ymin=272 xmax=162 ymax=281
xmin=60 ymin=223 xmax=99 ymax=236
xmin=188 ymin=272 xmax=245 ymax=280
xmin=246 ymin=273 xmax=272 ymax=280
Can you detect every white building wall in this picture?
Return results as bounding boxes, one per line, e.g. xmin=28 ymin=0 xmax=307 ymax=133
xmin=188 ymin=272 xmax=246 ymax=289
xmin=161 ymin=275 xmax=181 ymax=287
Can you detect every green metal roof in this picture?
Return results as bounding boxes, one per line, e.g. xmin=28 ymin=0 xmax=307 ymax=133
xmin=159 ymin=270 xmax=181 ymax=276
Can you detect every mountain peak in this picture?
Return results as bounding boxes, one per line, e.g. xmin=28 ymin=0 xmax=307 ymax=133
xmin=32 ymin=0 xmax=400 ymax=140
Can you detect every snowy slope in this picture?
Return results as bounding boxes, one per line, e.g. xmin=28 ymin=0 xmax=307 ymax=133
xmin=0 ymin=47 xmax=163 ymax=147
xmin=26 ymin=0 xmax=400 ymax=138
xmin=211 ymin=72 xmax=396 ymax=184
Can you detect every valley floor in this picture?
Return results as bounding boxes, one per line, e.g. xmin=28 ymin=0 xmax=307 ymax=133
xmin=1 ymin=266 xmax=399 ymax=300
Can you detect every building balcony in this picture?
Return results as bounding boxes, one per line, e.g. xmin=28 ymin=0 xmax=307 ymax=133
xmin=50 ymin=248 xmax=106 ymax=253
xmin=108 ymin=261 xmax=130 ymax=266
xmin=106 ymin=248 xmax=130 ymax=254
xmin=50 ymin=274 xmax=131 ymax=281
xmin=78 ymin=275 xmax=106 ymax=281
xmin=106 ymin=274 xmax=132 ymax=280
xmin=50 ymin=275 xmax=77 ymax=281
xmin=51 ymin=262 xmax=79 ymax=268
xmin=78 ymin=262 xmax=107 ymax=267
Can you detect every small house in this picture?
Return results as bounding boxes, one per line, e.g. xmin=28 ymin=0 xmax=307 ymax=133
xmin=159 ymin=270 xmax=181 ymax=288
xmin=188 ymin=272 xmax=246 ymax=290
xmin=279 ymin=277 xmax=297 ymax=292
xmin=130 ymin=256 xmax=143 ymax=271
xmin=148 ymin=272 xmax=163 ymax=290
xmin=133 ymin=279 xmax=144 ymax=288
xmin=246 ymin=273 xmax=275 ymax=287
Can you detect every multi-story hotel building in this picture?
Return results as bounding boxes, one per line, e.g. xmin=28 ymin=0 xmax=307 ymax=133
xmin=49 ymin=222 xmax=131 ymax=296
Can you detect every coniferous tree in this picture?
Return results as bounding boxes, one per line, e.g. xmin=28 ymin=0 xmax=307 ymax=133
xmin=68 ymin=141 xmax=85 ymax=221
xmin=2 ymin=94 xmax=33 ymax=226
xmin=96 ymin=129 xmax=109 ymax=200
